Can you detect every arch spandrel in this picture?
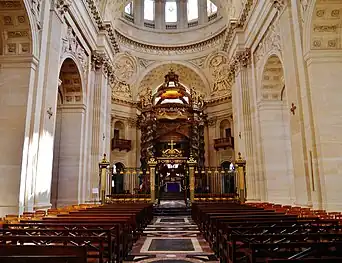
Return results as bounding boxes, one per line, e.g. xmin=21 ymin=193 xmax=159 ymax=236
xmin=136 ymin=62 xmax=209 ymax=101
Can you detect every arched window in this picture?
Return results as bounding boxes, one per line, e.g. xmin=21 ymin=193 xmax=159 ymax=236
xmin=165 ymin=1 xmax=177 ymax=22
xmin=144 ymin=0 xmax=155 ymax=21
xmin=187 ymin=0 xmax=198 ymax=21
xmin=207 ymin=0 xmax=217 ymax=16
xmin=124 ymin=2 xmax=133 ymax=15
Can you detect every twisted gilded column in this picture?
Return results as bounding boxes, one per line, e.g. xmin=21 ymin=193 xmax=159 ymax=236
xmin=187 ymin=155 xmax=197 ymax=203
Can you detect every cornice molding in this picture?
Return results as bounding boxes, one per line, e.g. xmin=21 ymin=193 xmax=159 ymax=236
xmin=85 ymin=0 xmax=120 ymax=53
xmin=205 ymin=95 xmax=232 ymax=106
xmin=115 ymin=29 xmax=226 ymax=55
xmin=222 ymin=0 xmax=254 ymax=52
xmin=111 ymin=97 xmax=138 ymax=106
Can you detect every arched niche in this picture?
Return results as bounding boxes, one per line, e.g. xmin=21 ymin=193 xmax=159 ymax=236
xmin=219 ymin=119 xmax=232 ymax=138
xmin=260 ymin=55 xmax=285 ymax=102
xmin=114 ymin=121 xmax=125 ymax=139
xmin=258 ymin=54 xmax=295 ymax=205
xmin=51 ymin=58 xmax=86 ymax=208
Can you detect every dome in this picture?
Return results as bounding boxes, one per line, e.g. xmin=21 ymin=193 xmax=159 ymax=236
xmin=115 ymin=0 xmax=226 ymax=46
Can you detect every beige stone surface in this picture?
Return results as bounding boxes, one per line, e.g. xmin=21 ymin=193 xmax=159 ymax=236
xmin=2 ymin=0 xmax=342 ymax=216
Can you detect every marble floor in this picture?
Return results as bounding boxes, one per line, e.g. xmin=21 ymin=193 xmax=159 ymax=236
xmin=124 ymin=215 xmax=219 ymax=263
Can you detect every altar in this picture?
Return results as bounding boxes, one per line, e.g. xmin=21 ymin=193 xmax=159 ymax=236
xmin=165 ymin=182 xmax=181 ymax=192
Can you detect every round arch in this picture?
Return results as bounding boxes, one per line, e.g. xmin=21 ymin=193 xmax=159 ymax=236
xmin=59 ymin=55 xmax=87 ymax=105
xmin=58 ymin=58 xmax=84 ymax=105
xmin=22 ymin=0 xmax=39 ymax=57
xmin=259 ymin=54 xmax=285 ymax=102
xmin=135 ymin=60 xmax=210 ymax=100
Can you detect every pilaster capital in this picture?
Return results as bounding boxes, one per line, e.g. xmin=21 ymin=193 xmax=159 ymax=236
xmin=128 ymin=117 xmax=138 ymax=128
xmin=232 ymin=48 xmax=251 ymax=72
xmin=271 ymin=0 xmax=287 ymax=12
xmin=207 ymin=117 xmax=217 ymax=127
xmin=91 ymin=51 xmax=114 ymax=80
xmin=91 ymin=51 xmax=107 ymax=71
xmin=52 ymin=0 xmax=71 ymax=17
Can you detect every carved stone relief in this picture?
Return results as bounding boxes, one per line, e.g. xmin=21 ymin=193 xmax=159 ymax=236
xmin=205 ymin=52 xmax=232 ymax=98
xmin=113 ymin=52 xmax=137 ymax=84
xmin=310 ymin=0 xmax=342 ymax=50
xmin=254 ymin=23 xmax=282 ymax=63
xmin=111 ymin=80 xmax=133 ymax=99
xmin=61 ymin=26 xmax=89 ymax=75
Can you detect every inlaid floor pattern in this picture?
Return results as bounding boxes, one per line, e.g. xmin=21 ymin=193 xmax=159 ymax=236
xmin=124 ymin=216 xmax=219 ymax=263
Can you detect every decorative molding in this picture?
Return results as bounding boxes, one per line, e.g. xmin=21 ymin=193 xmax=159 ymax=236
xmin=85 ymin=0 xmax=120 ymax=53
xmin=222 ymin=0 xmax=254 ymax=52
xmin=111 ymin=96 xmax=138 ymax=106
xmin=115 ymin=29 xmax=226 ymax=55
xmin=205 ymin=96 xmax=232 ymax=106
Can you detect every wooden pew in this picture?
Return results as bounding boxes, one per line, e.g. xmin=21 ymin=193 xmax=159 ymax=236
xmin=192 ymin=201 xmax=342 ymax=263
xmin=0 ymin=203 xmax=153 ymax=263
xmin=0 ymin=245 xmax=87 ymax=263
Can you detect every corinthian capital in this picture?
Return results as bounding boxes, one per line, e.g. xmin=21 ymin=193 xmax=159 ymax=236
xmin=271 ymin=0 xmax=286 ymax=12
xmin=91 ymin=51 xmax=107 ymax=71
xmin=53 ymin=0 xmax=72 ymax=16
xmin=232 ymin=48 xmax=251 ymax=73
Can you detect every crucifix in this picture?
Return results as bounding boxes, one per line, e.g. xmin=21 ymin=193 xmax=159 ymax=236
xmin=168 ymin=140 xmax=176 ymax=150
xmin=290 ymin=103 xmax=297 ymax=115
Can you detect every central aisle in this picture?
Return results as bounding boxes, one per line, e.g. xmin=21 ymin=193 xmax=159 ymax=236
xmin=124 ymin=214 xmax=219 ymax=263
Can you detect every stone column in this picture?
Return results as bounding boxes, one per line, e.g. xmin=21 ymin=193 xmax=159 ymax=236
xmin=33 ymin=2 xmax=71 ymax=210
xmin=178 ymin=0 xmax=187 ymax=29
xmin=134 ymin=0 xmax=144 ymax=24
xmin=234 ymin=49 xmax=258 ymax=201
xmin=198 ymin=0 xmax=207 ymax=25
xmin=148 ymin=157 xmax=158 ymax=203
xmin=155 ymin=0 xmax=165 ymax=29
xmin=90 ymin=52 xmax=109 ymax=191
xmin=187 ymin=155 xmax=197 ymax=203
